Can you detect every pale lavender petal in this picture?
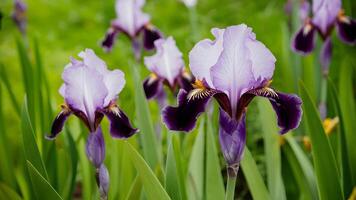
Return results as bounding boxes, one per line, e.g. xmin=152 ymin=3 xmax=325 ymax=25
xmin=299 ymin=0 xmax=310 ymax=22
xmin=78 ymin=49 xmax=126 ymax=106
xmin=181 ymin=0 xmax=197 ymax=7
xmin=312 ymin=0 xmax=341 ymax=35
xmin=144 ymin=37 xmax=184 ymax=86
xmin=320 ymin=37 xmax=332 ymax=73
xmin=336 ymin=16 xmax=356 ymax=44
xmin=219 ymin=109 xmax=246 ymax=168
xmin=86 ymin=127 xmax=105 ymax=168
xmin=189 ymin=28 xmax=224 ymax=87
xmin=62 ymin=62 xmax=108 ymax=126
xmin=211 ymin=25 xmax=264 ymax=115
xmin=113 ymin=0 xmax=150 ymax=37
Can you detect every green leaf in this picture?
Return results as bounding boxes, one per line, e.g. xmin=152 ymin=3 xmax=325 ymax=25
xmin=125 ymin=176 xmax=142 ymax=200
xmin=241 ymin=147 xmax=271 ymax=200
xmin=131 ymin=65 xmax=160 ymax=169
xmin=299 ymin=81 xmax=343 ymax=199
xmin=21 ymin=98 xmax=48 ymax=179
xmin=124 ymin=142 xmax=171 ymax=200
xmin=328 ymin=78 xmax=353 ymax=196
xmin=165 ymin=133 xmax=182 ymax=200
xmin=26 ymin=161 xmax=62 ymax=200
xmin=283 ymin=135 xmax=318 ymax=200
xmin=205 ymin=118 xmax=225 ymax=200
xmin=0 ymin=64 xmax=21 ymax=116
xmin=186 ymin=118 xmax=205 ymax=200
xmin=0 ymin=182 xmax=22 ymax=200
xmin=257 ymin=99 xmax=286 ymax=200
xmin=338 ymin=62 xmax=356 ymax=185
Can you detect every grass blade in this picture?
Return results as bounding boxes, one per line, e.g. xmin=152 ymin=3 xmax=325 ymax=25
xmin=299 ymin=81 xmax=343 ymax=199
xmin=0 ymin=182 xmax=22 ymax=200
xmin=257 ymin=99 xmax=286 ymax=200
xmin=241 ymin=147 xmax=271 ymax=200
xmin=124 ymin=142 xmax=171 ymax=200
xmin=26 ymin=161 xmax=62 ymax=200
xmin=165 ymin=133 xmax=182 ymax=200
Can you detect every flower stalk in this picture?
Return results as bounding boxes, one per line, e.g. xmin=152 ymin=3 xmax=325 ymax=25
xmin=225 ymin=166 xmax=238 ymax=200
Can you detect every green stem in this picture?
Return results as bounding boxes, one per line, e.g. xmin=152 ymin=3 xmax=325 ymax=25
xmin=225 ymin=168 xmax=237 ymax=200
xmin=188 ymin=6 xmax=199 ymax=41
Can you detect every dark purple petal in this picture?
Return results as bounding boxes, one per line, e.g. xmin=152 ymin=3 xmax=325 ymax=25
xmin=46 ymin=105 xmax=72 ymax=140
xmin=291 ymin=24 xmax=316 ymax=54
xmin=143 ymin=25 xmax=162 ymax=50
xmin=162 ymin=89 xmax=211 ymax=132
xmin=143 ymin=75 xmax=163 ymax=99
xmin=12 ymin=0 xmax=26 ymax=34
xmin=269 ymin=92 xmax=303 ymax=134
xmin=102 ymin=105 xmax=138 ymax=138
xmin=336 ymin=17 xmax=356 ymax=45
xmin=101 ymin=28 xmax=119 ymax=52
xmin=97 ymin=164 xmax=109 ymax=199
xmin=320 ymin=37 xmax=332 ymax=74
xmin=177 ymin=71 xmax=195 ymax=92
xmin=219 ymin=109 xmax=246 ymax=169
xmin=86 ymin=127 xmax=105 ymax=168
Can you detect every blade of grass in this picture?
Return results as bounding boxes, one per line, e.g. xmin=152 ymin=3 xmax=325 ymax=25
xmin=241 ymin=147 xmax=271 ymax=200
xmin=186 ymin=118 xmax=205 ymax=200
xmin=165 ymin=133 xmax=182 ymax=200
xmin=205 ymin=117 xmax=225 ymax=200
xmin=131 ymin=64 xmax=161 ymax=170
xmin=26 ymin=161 xmax=62 ymax=200
xmin=0 ymin=64 xmax=21 ymax=116
xmin=257 ymin=99 xmax=286 ymax=200
xmin=21 ymin=98 xmax=48 ymax=179
xmin=124 ymin=142 xmax=171 ymax=200
xmin=0 ymin=182 xmax=22 ymax=200
xmin=299 ymin=81 xmax=343 ymax=199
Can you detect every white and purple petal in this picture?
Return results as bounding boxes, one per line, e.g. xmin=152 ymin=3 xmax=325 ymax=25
xmin=144 ymin=37 xmax=184 ymax=86
xmin=312 ymin=0 xmax=341 ymax=35
xmin=189 ymin=28 xmax=224 ymax=88
xmin=113 ymin=0 xmax=150 ymax=37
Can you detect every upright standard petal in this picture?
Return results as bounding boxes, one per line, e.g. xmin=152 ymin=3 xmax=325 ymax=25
xmin=86 ymin=127 xmax=106 ymax=168
xmin=291 ymin=23 xmax=316 ymax=54
xmin=336 ymin=15 xmax=356 ymax=44
xmin=219 ymin=109 xmax=246 ymax=170
xmin=189 ymin=28 xmax=224 ymax=87
xmin=299 ymin=0 xmax=310 ymax=22
xmin=211 ymin=25 xmax=267 ymax=114
xmin=113 ymin=0 xmax=150 ymax=37
xmin=102 ymin=105 xmax=138 ymax=138
xmin=312 ymin=0 xmax=341 ymax=35
xmin=62 ymin=62 xmax=108 ymax=127
xmin=144 ymin=37 xmax=184 ymax=86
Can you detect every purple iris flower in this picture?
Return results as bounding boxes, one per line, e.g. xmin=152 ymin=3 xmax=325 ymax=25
xmin=292 ymin=0 xmax=355 ymax=70
xmin=162 ymin=25 xmax=302 ymax=174
xmin=143 ymin=36 xmax=194 ymax=101
xmin=12 ymin=0 xmax=27 ymax=34
xmin=46 ymin=49 xmax=138 ymax=199
xmin=101 ymin=0 xmax=162 ymax=60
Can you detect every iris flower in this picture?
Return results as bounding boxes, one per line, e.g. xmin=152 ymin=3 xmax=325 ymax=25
xmin=101 ymin=0 xmax=162 ymax=60
xmin=162 ymin=24 xmax=302 ymax=174
xmin=12 ymin=0 xmax=27 ymax=34
xmin=143 ymin=36 xmax=194 ymax=101
xmin=292 ymin=0 xmax=355 ymax=71
xmin=46 ymin=49 xmax=138 ymax=199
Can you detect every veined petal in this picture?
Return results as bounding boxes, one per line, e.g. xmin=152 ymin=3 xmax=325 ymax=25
xmin=211 ymin=24 xmax=266 ymax=114
xmin=86 ymin=127 xmax=105 ymax=168
xmin=113 ymin=0 xmax=150 ymax=37
xmin=144 ymin=37 xmax=184 ymax=86
xmin=143 ymin=74 xmax=163 ymax=99
xmin=291 ymin=23 xmax=316 ymax=54
xmin=312 ymin=0 xmax=341 ymax=35
xmin=219 ymin=109 xmax=246 ymax=168
xmin=336 ymin=15 xmax=356 ymax=44
xmin=46 ymin=104 xmax=72 ymax=140
xmin=102 ymin=104 xmax=138 ymax=138
xmin=62 ymin=61 xmax=108 ymax=126
xmin=189 ymin=28 xmax=224 ymax=88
